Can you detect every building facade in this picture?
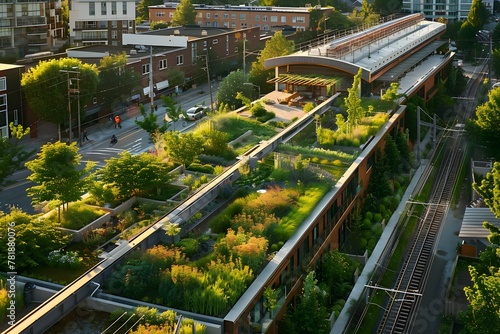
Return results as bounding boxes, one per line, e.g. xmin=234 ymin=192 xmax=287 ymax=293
xmin=149 ymin=3 xmax=333 ymax=32
xmin=0 ymin=0 xmax=65 ymax=58
xmin=0 ymin=64 xmax=24 ymax=139
xmin=402 ymin=0 xmax=493 ymax=21
xmin=69 ymin=0 xmax=136 ymax=46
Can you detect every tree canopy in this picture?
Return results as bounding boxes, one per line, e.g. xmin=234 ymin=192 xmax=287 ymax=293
xmin=344 ymin=68 xmax=364 ymax=133
xmin=473 ymin=162 xmax=500 ymax=217
xmin=0 ymin=123 xmax=32 ymax=185
xmin=172 ymin=0 xmax=197 ymax=26
xmin=98 ymin=151 xmax=174 ymax=200
xmin=467 ymin=0 xmax=490 ymax=29
xmin=136 ymin=0 xmax=162 ymax=22
xmin=249 ymin=31 xmax=294 ymax=92
xmin=98 ymin=53 xmax=140 ymax=117
xmin=163 ymin=131 xmax=204 ymax=171
xmin=21 ymin=58 xmax=98 ymax=139
xmin=466 ymin=88 xmax=500 ymax=156
xmin=0 ymin=209 xmax=71 ymax=270
xmin=26 ymin=141 xmax=95 ymax=217
xmin=216 ymin=70 xmax=253 ymax=109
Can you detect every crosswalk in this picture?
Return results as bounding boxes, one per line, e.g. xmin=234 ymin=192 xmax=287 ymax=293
xmin=82 ymin=138 xmax=148 ymax=168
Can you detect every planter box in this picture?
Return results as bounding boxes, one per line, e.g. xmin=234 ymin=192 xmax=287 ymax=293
xmin=57 ymin=212 xmax=111 ymax=242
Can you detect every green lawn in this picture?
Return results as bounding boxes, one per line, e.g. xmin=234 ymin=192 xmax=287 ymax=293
xmin=46 ymin=202 xmax=106 ymax=230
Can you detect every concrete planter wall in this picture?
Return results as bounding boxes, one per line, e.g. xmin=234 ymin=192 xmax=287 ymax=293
xmin=57 ymin=212 xmax=111 ymax=242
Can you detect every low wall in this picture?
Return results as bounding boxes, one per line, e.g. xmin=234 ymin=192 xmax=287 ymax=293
xmin=228 ymin=130 xmax=253 ymax=148
xmin=58 ymin=213 xmax=111 ymax=242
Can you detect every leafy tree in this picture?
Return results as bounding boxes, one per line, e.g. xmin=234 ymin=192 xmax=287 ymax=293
xmin=249 ymin=31 xmax=294 ymax=93
xmin=473 ymin=162 xmax=500 ymax=217
xmin=457 ymin=21 xmax=479 ymax=58
xmin=0 ymin=123 xmax=32 ymax=185
xmin=21 ymin=58 xmax=98 ymax=140
xmin=172 ymin=0 xmax=196 ymax=26
xmin=0 ymin=209 xmax=71 ymax=270
xmin=26 ymin=142 xmax=95 ymax=220
xmin=344 ymin=68 xmax=364 ymax=133
xmin=467 ymin=0 xmax=489 ymax=29
xmin=467 ymin=88 xmax=500 ymax=155
xmin=98 ymin=53 xmax=140 ymax=118
xmin=162 ymin=96 xmax=184 ymax=131
xmin=395 ymin=130 xmax=412 ymax=172
xmin=460 ymin=266 xmax=500 ymax=334
xmin=216 ymin=71 xmax=252 ymax=109
xmin=163 ymin=131 xmax=204 ymax=172
xmin=136 ymin=0 xmax=162 ymax=22
xmin=98 ymin=151 xmax=174 ymax=200
xmin=367 ymin=148 xmax=392 ymax=199
xmin=165 ymin=68 xmax=185 ymax=88
xmin=135 ymin=104 xmax=169 ymax=136
xmin=446 ymin=64 xmax=468 ymax=96
xmin=150 ymin=21 xmax=170 ymax=30
xmin=381 ymin=82 xmax=401 ymax=102
xmin=383 ymin=134 xmax=400 ymax=175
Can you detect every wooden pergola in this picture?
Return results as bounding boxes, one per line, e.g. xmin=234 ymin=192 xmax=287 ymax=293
xmin=267 ymin=73 xmax=340 ymax=86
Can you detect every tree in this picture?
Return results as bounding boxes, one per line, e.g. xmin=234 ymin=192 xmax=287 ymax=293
xmin=467 ymin=89 xmax=500 ymax=155
xmin=136 ymin=0 xmax=162 ymax=22
xmin=0 ymin=123 xmax=32 ymax=185
xmin=98 ymin=151 xmax=174 ymax=200
xmin=163 ymin=131 xmax=204 ymax=172
xmin=457 ymin=21 xmax=479 ymax=59
xmin=135 ymin=104 xmax=169 ymax=136
xmin=216 ymin=71 xmax=253 ymax=109
xmin=98 ymin=53 xmax=140 ymax=118
xmin=467 ymin=0 xmax=489 ymax=29
xmin=473 ymin=162 xmax=500 ymax=217
xmin=344 ymin=68 xmax=364 ymax=133
xmin=162 ymin=96 xmax=184 ymax=131
xmin=172 ymin=0 xmax=196 ymax=26
xmin=0 ymin=209 xmax=71 ymax=270
xmin=150 ymin=21 xmax=170 ymax=30
xmin=165 ymin=68 xmax=185 ymax=88
xmin=21 ymin=58 xmax=98 ymax=140
xmin=381 ymin=82 xmax=401 ymax=102
xmin=249 ymin=31 xmax=294 ymax=92
xmin=26 ymin=142 xmax=95 ymax=220
xmin=383 ymin=134 xmax=400 ymax=175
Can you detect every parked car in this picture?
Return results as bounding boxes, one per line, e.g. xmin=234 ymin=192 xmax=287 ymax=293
xmin=184 ymin=106 xmax=209 ymax=121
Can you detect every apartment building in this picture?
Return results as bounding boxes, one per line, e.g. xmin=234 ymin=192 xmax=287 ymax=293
xmin=69 ymin=0 xmax=136 ymax=46
xmin=149 ymin=3 xmax=333 ymax=31
xmin=0 ymin=64 xmax=24 ymax=139
xmin=402 ymin=0 xmax=494 ymax=21
xmin=0 ymin=0 xmax=65 ymax=58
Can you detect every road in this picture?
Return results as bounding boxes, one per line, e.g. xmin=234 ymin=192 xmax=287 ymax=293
xmin=0 ymin=84 xmax=215 ymax=214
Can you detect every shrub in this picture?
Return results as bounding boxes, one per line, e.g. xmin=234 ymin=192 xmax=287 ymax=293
xmin=374 ymin=213 xmax=382 ymax=223
xmin=250 ymin=102 xmax=267 ymax=117
xmin=303 ymin=102 xmax=315 ymax=112
xmin=257 ymin=112 xmax=276 ymax=123
xmin=47 ymin=250 xmax=83 ymax=268
xmin=177 ymin=238 xmax=199 ymax=258
xmin=187 ymin=163 xmax=215 ymax=174
xmin=332 ymin=159 xmax=343 ymax=166
xmin=214 ymin=165 xmax=224 ymax=175
xmin=198 ymin=154 xmax=234 ymax=166
xmin=365 ymin=211 xmax=373 ymax=221
xmin=182 ymin=174 xmax=194 ymax=187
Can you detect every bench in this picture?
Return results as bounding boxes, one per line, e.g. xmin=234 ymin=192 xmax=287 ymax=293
xmin=278 ymin=91 xmax=299 ymax=104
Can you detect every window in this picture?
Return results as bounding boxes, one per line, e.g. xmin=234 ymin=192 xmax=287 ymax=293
xmin=214 ymin=13 xmax=218 ymax=19
xmin=198 ymin=12 xmax=202 ymax=18
xmin=0 ymin=77 xmax=5 ymax=91
xmin=223 ymin=22 xmax=228 ymax=27
xmin=231 ymin=22 xmax=235 ymax=28
xmin=101 ymin=2 xmax=106 ymax=15
xmin=263 ymin=15 xmax=268 ymax=21
xmin=111 ymin=30 xmax=117 ymax=39
xmin=212 ymin=38 xmax=218 ymax=44
xmin=111 ymin=20 xmax=117 ymax=28
xmin=176 ymin=55 xmax=183 ymax=65
xmin=223 ymin=13 xmax=228 ymax=19
xmin=159 ymin=59 xmax=167 ymax=70
xmin=231 ymin=13 xmax=236 ymax=19
xmin=156 ymin=12 xmax=165 ymax=17
xmin=122 ymin=20 xmax=128 ymax=27
xmin=206 ymin=22 xmax=211 ymax=27
xmin=89 ymin=2 xmax=95 ymax=15
xmin=213 ymin=21 xmax=218 ymax=27
xmin=292 ymin=16 xmax=305 ymax=23
xmin=206 ymin=13 xmax=210 ymax=18
xmin=255 ymin=15 xmax=260 ymax=21
xmin=122 ymin=2 xmax=127 ymax=15
xmin=191 ymin=43 xmax=197 ymax=64
xmin=169 ymin=12 xmax=174 ymax=18
xmin=0 ymin=95 xmax=6 ymax=113
xmin=263 ymin=24 xmax=268 ymax=30
xmin=142 ymin=63 xmax=150 ymax=75
xmin=241 ymin=23 xmax=247 ymax=28
xmin=111 ymin=1 xmax=116 ymax=14
xmin=270 ymin=16 xmax=277 ymax=22
xmin=281 ymin=16 xmax=286 ymax=23
xmin=240 ymin=14 xmax=246 ymax=20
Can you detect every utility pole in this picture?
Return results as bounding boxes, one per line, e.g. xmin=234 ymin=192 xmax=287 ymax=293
xmin=243 ymin=32 xmax=246 ymax=75
xmin=200 ymin=53 xmax=214 ymax=111
xmin=60 ymin=68 xmax=81 ymax=145
xmin=149 ymin=45 xmax=154 ymax=111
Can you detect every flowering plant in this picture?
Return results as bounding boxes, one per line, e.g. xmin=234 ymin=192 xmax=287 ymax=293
xmin=47 ymin=250 xmax=83 ymax=268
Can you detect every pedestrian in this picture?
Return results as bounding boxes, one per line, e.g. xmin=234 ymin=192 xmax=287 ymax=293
xmin=114 ymin=115 xmax=121 ymax=129
xmin=82 ymin=129 xmax=89 ymax=142
xmin=155 ymin=105 xmax=158 ymax=112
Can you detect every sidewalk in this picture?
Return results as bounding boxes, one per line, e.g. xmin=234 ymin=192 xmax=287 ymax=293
xmin=19 ymin=81 xmax=215 ymax=155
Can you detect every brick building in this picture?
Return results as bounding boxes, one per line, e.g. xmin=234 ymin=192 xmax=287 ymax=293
xmin=149 ymin=3 xmax=333 ymax=32
xmin=0 ymin=64 xmax=24 ymax=139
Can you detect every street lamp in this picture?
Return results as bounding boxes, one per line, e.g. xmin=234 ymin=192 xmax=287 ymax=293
xmin=243 ymin=82 xmax=260 ymax=100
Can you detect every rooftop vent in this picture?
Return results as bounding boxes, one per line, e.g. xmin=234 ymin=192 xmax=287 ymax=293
xmin=201 ymin=30 xmax=207 ymax=36
xmin=174 ymin=29 xmax=180 ymax=34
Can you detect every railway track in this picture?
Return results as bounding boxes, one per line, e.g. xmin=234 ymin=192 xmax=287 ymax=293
xmin=375 ymin=60 xmax=486 ymax=333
